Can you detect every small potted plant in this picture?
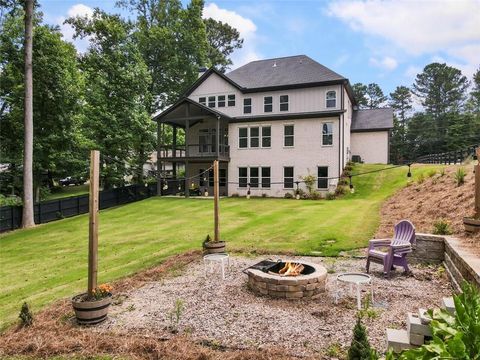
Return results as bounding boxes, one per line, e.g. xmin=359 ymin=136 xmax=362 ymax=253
xmin=202 ymin=234 xmax=226 ymax=254
xmin=72 ymin=283 xmax=112 ymax=325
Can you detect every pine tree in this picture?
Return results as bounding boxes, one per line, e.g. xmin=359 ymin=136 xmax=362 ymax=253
xmin=366 ymin=83 xmax=387 ymax=109
xmin=347 ymin=317 xmax=373 ymax=360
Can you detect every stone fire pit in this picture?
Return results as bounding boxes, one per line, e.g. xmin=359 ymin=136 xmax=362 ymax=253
xmin=246 ymin=260 xmax=327 ymax=299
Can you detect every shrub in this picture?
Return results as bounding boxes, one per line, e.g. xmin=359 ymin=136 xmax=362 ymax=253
xmin=19 ymin=302 xmax=33 ymax=327
xmin=427 ymin=169 xmax=437 ymax=178
xmin=347 ymin=317 xmax=377 ymax=360
xmin=342 ymin=169 xmax=352 ymax=177
xmin=454 ymin=167 xmax=466 ymax=186
xmin=338 ymin=177 xmax=348 ymax=186
xmin=310 ymin=191 xmax=322 ymax=200
xmin=439 ymin=167 xmax=446 ymax=177
xmin=300 ymin=173 xmax=316 ymax=195
xmin=416 ymin=173 xmax=425 ymax=184
xmin=326 ymin=192 xmax=336 ymax=200
xmin=391 ymin=282 xmax=480 ymax=359
xmin=335 ymin=185 xmax=347 ymax=196
xmin=168 ymin=299 xmax=184 ymax=333
xmin=432 ymin=219 xmax=452 ymax=235
xmin=0 ymin=194 xmax=22 ymax=207
xmin=284 ymin=192 xmax=294 ymax=199
xmin=230 ymin=193 xmax=239 ymax=197
xmin=261 ymin=193 xmax=267 ymax=198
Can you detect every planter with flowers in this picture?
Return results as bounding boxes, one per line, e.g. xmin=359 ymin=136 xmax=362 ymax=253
xmin=72 ymin=284 xmax=112 ymax=325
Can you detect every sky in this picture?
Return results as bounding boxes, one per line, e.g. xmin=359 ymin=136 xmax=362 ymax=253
xmin=38 ymin=0 xmax=480 ymax=96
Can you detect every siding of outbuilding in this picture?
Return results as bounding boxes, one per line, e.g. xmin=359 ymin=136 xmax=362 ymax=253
xmin=350 ymin=131 xmax=389 ymax=164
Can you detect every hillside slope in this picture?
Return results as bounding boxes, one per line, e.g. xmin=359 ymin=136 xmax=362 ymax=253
xmin=376 ymin=164 xmax=480 ymax=253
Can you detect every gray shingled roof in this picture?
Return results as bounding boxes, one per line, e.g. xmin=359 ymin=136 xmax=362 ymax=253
xmin=351 ymin=108 xmax=393 ymax=131
xmin=225 ymin=55 xmax=346 ymax=89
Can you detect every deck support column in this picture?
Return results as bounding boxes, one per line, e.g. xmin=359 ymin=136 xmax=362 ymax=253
xmin=216 ymin=115 xmax=220 ymax=158
xmin=156 ymin=121 xmax=162 ymax=196
xmin=185 ymin=119 xmax=190 ymax=198
xmin=172 ymin=125 xmax=177 ymax=178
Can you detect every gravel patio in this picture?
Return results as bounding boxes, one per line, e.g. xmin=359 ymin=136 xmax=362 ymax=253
xmin=98 ymin=255 xmax=452 ymax=357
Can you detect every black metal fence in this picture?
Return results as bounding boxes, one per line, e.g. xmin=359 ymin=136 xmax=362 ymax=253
xmin=416 ymin=145 xmax=478 ymax=164
xmin=0 ymin=183 xmax=158 ymax=232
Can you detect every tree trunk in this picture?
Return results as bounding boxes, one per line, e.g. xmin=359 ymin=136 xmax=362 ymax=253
xmin=22 ymin=0 xmax=35 ymax=228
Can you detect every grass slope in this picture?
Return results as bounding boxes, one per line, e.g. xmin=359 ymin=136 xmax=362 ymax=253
xmin=0 ymin=164 xmax=437 ymax=328
xmin=44 ymin=184 xmax=90 ymax=201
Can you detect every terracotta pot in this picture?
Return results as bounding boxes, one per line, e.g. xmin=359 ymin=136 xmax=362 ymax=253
xmin=72 ymin=293 xmax=112 ymax=325
xmin=464 ymin=217 xmax=480 ymax=233
xmin=203 ymin=241 xmax=226 ymax=254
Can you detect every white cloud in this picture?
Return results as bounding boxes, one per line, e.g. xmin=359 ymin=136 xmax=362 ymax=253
xmin=57 ymin=4 xmax=94 ymax=53
xmin=203 ymin=3 xmax=261 ymax=68
xmin=369 ymin=56 xmax=398 ymax=70
xmin=327 ymin=0 xmax=480 ymax=76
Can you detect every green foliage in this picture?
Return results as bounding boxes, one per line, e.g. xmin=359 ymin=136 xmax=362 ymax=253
xmin=439 ymin=167 xmax=446 ymax=176
xmin=427 ymin=169 xmax=437 ymax=178
xmin=347 ymin=317 xmax=378 ymax=360
xmin=352 ymin=83 xmax=368 ymax=109
xmin=417 ymin=173 xmax=425 ymax=184
xmin=432 ymin=219 xmax=452 ymax=235
xmin=393 ymin=282 xmax=480 ymax=359
xmin=454 ymin=167 xmax=467 ymax=186
xmin=300 ymin=173 xmax=316 ymax=196
xmin=284 ymin=192 xmax=294 ymax=199
xmin=204 ymin=18 xmax=243 ymax=72
xmin=326 ymin=192 xmax=336 ymax=200
xmin=19 ymin=302 xmax=33 ymax=327
xmin=0 ymin=194 xmax=21 ymax=206
xmin=366 ymin=83 xmax=387 ymax=109
xmin=168 ymin=299 xmax=184 ymax=333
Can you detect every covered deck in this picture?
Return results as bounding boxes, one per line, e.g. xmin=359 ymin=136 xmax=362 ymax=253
xmin=153 ymin=98 xmax=231 ymax=197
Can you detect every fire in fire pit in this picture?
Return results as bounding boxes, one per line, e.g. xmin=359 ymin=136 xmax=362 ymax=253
xmin=245 ymin=259 xmax=327 ymax=299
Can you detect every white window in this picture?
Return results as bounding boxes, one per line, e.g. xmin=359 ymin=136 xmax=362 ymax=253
xmin=239 ymin=167 xmax=248 ymax=187
xmin=326 ymin=91 xmax=336 ymax=108
xmin=280 ymin=95 xmax=289 ymax=111
xmin=239 ymin=128 xmax=248 ymax=148
xmin=218 ymin=95 xmax=225 ymax=107
xmin=317 ymin=166 xmax=328 ymax=189
xmin=284 ymin=125 xmax=294 ymax=147
xmin=261 ymin=167 xmax=271 ymax=188
xmin=250 ymin=127 xmax=260 ymax=148
xmin=264 ymin=96 xmax=273 ymax=112
xmin=261 ymin=126 xmax=271 ymax=147
xmin=199 ymin=97 xmax=206 ymax=106
xmin=208 ymin=96 xmax=216 ymax=108
xmin=284 ymin=167 xmax=294 ymax=188
xmin=228 ymin=94 xmax=235 ymax=106
xmin=250 ymin=167 xmax=259 ymax=187
xmin=322 ymin=122 xmax=333 ymax=146
xmin=243 ymin=98 xmax=252 ymax=114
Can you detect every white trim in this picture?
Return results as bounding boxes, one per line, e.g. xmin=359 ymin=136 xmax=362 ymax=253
xmin=316 ymin=165 xmax=329 ymax=190
xmin=321 ymin=121 xmax=334 ymax=146
xmin=283 ymin=123 xmax=295 ymax=148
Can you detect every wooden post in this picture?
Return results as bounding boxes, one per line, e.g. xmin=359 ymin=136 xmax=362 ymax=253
xmin=213 ymin=160 xmax=220 ymax=242
xmin=475 ymin=148 xmax=480 ymax=218
xmin=88 ymin=150 xmax=100 ymax=297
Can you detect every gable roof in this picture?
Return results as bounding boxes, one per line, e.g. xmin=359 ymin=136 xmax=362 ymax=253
xmin=225 ymin=55 xmax=346 ymax=89
xmin=183 ymin=55 xmax=356 ymax=105
xmin=351 ymin=108 xmax=394 ymax=132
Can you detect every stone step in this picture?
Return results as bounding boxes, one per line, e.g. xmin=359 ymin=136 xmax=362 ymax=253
xmin=418 ymin=308 xmax=431 ymax=325
xmin=386 ymin=328 xmax=415 ymax=353
xmin=407 ymin=312 xmax=431 ymax=345
xmin=442 ymin=297 xmax=455 ymax=314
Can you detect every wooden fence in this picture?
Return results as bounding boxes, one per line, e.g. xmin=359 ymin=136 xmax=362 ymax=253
xmin=416 ymin=145 xmax=478 ymax=164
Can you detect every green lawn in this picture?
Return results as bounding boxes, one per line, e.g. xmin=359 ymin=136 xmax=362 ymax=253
xmin=44 ymin=184 xmax=90 ymax=201
xmin=0 ymin=164 xmax=439 ymax=328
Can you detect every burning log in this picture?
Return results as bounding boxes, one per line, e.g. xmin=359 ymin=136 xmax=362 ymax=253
xmin=278 ymin=262 xmax=304 ymax=277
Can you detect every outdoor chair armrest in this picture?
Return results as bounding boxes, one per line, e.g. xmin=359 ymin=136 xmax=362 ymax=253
xmin=368 ymin=239 xmax=391 ymax=249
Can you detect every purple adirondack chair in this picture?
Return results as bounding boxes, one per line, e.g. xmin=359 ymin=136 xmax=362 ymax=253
xmin=366 ymin=220 xmax=416 ymax=277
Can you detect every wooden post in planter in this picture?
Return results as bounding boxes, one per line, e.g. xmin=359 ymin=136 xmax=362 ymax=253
xmin=213 ymin=160 xmax=219 ymax=242
xmin=88 ymin=150 xmax=100 ymax=297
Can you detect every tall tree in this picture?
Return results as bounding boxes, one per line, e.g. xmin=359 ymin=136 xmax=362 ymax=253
xmin=467 ymin=67 xmax=480 ymax=114
xmin=365 ymin=83 xmax=387 ymax=109
xmin=67 ymin=9 xmax=153 ymax=188
xmin=413 ymin=63 xmax=469 ymax=151
xmin=352 ymin=82 xmax=368 ymax=109
xmin=117 ymin=0 xmax=208 ymax=113
xmin=389 ymin=86 xmax=412 ymax=125
xmin=204 ymin=18 xmax=243 ymax=72
xmin=1 ymin=8 xmax=84 ymax=200
xmin=22 ymin=0 xmax=34 ymax=227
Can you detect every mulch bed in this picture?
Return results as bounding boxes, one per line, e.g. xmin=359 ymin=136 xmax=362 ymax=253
xmin=1 ymin=252 xmax=452 ymax=359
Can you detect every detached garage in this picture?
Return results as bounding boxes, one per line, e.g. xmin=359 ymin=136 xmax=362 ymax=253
xmin=350 ymin=108 xmax=393 ymax=164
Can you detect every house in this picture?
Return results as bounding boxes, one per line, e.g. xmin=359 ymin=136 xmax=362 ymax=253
xmin=153 ymin=55 xmax=393 ymax=197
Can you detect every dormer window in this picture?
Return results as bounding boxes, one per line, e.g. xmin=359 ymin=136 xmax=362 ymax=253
xmin=326 ymin=91 xmax=336 ymax=108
